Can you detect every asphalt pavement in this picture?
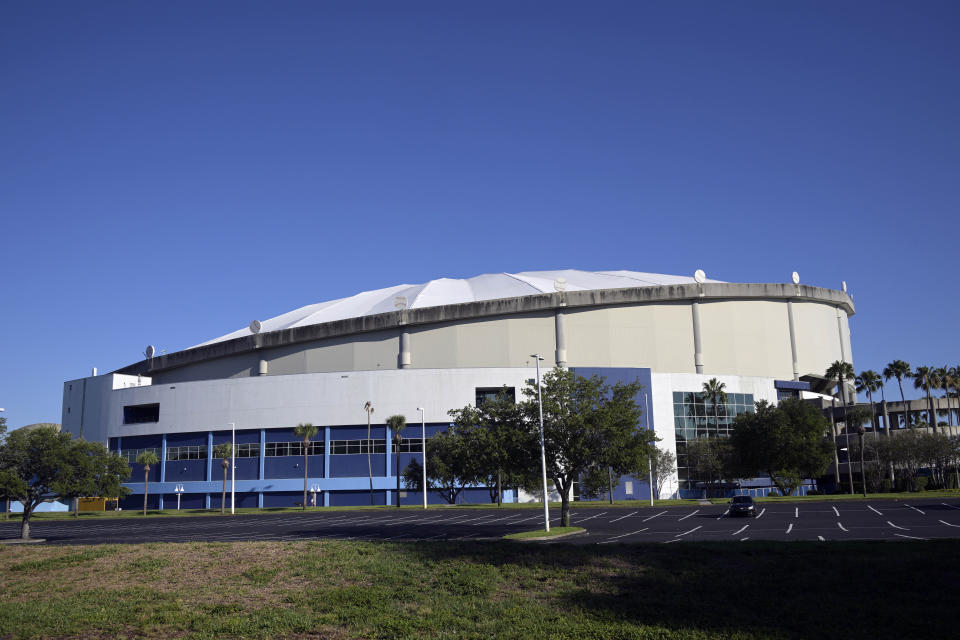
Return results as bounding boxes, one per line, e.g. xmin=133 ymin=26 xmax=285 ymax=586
xmin=3 ymin=499 xmax=960 ymax=545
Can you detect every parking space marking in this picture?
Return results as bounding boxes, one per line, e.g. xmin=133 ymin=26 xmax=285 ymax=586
xmin=678 ymin=510 xmax=699 ymax=521
xmin=817 ymin=535 xmax=825 ymax=541
xmin=942 ymin=503 xmax=960 ymax=510
xmin=832 ymin=506 xmax=840 ymax=517
xmin=795 ymin=507 xmax=799 ymax=518
xmin=893 ymin=533 xmax=925 ymax=541
xmin=756 ymin=508 xmax=765 ymax=519
xmin=598 ymin=528 xmax=649 ymax=544
xmin=609 ymin=511 xmax=638 ymax=523
xmin=739 ymin=537 xmax=749 ymax=542
xmin=786 ymin=523 xmax=793 ymax=534
xmin=716 ymin=509 xmax=729 ymax=520
xmin=837 ymin=522 xmax=848 ymax=532
xmin=677 ymin=525 xmax=702 ymax=537
xmin=939 ymin=520 xmax=960 ymax=528
xmin=575 ymin=512 xmax=607 ymax=523
xmin=868 ymin=505 xmax=883 ymax=516
xmin=906 ymin=505 xmax=925 ymax=515
xmin=887 ymin=521 xmax=909 ymax=531
xmin=732 ymin=524 xmax=749 ymax=536
xmin=662 ymin=539 xmax=681 ymax=544
xmin=642 ymin=510 xmax=667 ymax=522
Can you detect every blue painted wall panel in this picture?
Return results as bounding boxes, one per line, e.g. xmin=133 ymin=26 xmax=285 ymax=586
xmin=331 ymin=426 xmax=386 ymax=440
xmin=263 ymin=455 xmax=324 ymax=479
xmin=165 ymin=432 xmax=207 ymax=447
xmin=329 ymin=490 xmax=387 ymax=506
xmin=264 ymin=428 xmax=299 ymax=442
xmin=330 ymin=454 xmax=386 ymax=478
xmin=210 ymin=491 xmax=259 ymax=509
xmin=121 ymin=434 xmax=163 ymax=449
xmin=262 ymin=491 xmax=305 ymax=508
xmin=129 ymin=463 xmax=161 ymax=483
xmin=212 ymin=429 xmax=261 ymax=445
xmin=119 ymin=493 xmax=159 ymax=510
xmin=165 ymin=459 xmax=206 ymax=482
xmin=162 ymin=493 xmax=206 ymax=509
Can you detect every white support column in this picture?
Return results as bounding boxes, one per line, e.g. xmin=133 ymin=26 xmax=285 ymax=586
xmin=399 ymin=331 xmax=411 ymax=369
xmin=692 ymin=301 xmax=704 ymax=374
xmin=787 ymin=300 xmax=800 ymax=381
xmin=554 ymin=310 xmax=567 ymax=368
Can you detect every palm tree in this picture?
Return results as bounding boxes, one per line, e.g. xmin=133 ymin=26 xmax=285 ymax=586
xmin=363 ymin=402 xmax=374 ymax=506
xmin=826 ymin=361 xmax=855 ymax=495
xmin=933 ymin=367 xmax=951 ymax=428
xmin=949 ymin=366 xmax=960 ymax=432
xmin=701 ymin=378 xmax=727 ymax=497
xmin=293 ymin=423 xmax=318 ymax=511
xmin=386 ymin=415 xmax=406 ymax=508
xmin=855 ymin=370 xmax=881 ymax=434
xmin=213 ymin=443 xmax=232 ymax=514
xmin=913 ymin=366 xmax=937 ymax=434
xmin=883 ymin=360 xmax=912 ymax=430
xmin=136 ymin=450 xmax=159 ymax=516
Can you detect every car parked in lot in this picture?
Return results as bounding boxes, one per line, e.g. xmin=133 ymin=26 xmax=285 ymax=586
xmin=729 ymin=495 xmax=757 ymax=517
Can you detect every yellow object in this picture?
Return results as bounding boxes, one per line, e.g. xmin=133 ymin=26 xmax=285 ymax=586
xmin=77 ymin=497 xmax=119 ymax=512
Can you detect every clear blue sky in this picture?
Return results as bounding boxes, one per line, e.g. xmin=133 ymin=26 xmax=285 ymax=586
xmin=2 ymin=1 xmax=958 ymax=427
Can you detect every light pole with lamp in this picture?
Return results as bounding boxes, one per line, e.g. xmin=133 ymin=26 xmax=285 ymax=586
xmin=229 ymin=422 xmax=236 ymax=514
xmin=645 ymin=393 xmax=655 ymax=506
xmin=417 ymin=407 xmax=427 ymax=509
xmin=531 ymin=354 xmax=550 ymax=532
xmin=174 ymin=484 xmax=184 ymax=510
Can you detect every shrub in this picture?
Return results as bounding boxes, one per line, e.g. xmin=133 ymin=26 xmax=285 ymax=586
xmin=914 ymin=477 xmax=929 ymax=492
xmin=880 ymin=479 xmax=894 ymax=493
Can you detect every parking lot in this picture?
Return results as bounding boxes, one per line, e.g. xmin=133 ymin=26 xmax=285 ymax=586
xmin=3 ymin=499 xmax=960 ymax=545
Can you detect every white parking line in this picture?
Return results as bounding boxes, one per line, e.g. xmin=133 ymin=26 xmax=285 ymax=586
xmin=795 ymin=507 xmax=799 ymax=518
xmin=837 ymin=522 xmax=848 ymax=532
xmin=678 ymin=510 xmax=699 ymax=521
xmin=939 ymin=520 xmax=960 ymax=528
xmin=786 ymin=523 xmax=793 ymax=534
xmin=732 ymin=524 xmax=749 ymax=536
xmin=868 ymin=505 xmax=883 ymax=516
xmin=575 ymin=512 xmax=607 ymax=523
xmin=886 ymin=521 xmax=909 ymax=531
xmin=893 ymin=533 xmax=926 ymax=541
xmin=942 ymin=503 xmax=960 ymax=510
xmin=832 ymin=506 xmax=840 ymax=517
xmin=642 ymin=510 xmax=667 ymax=522
xmin=906 ymin=504 xmax=925 ymax=515
xmin=598 ymin=528 xmax=649 ymax=543
xmin=716 ymin=509 xmax=729 ymax=520
xmin=817 ymin=536 xmax=825 ymax=541
xmin=756 ymin=508 xmax=765 ymax=519
xmin=676 ymin=525 xmax=702 ymax=537
xmin=662 ymin=539 xmax=681 ymax=544
xmin=609 ymin=511 xmax=638 ymax=523
xmin=739 ymin=537 xmax=749 ymax=542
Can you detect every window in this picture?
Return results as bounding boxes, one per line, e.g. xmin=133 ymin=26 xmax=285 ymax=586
xmin=329 ymin=439 xmax=386 ymax=455
xmin=672 ymin=390 xmax=754 ymax=490
xmin=235 ymin=443 xmax=260 ymax=458
xmin=264 ymin=441 xmax=323 ymax=457
xmin=123 ymin=403 xmax=159 ymax=424
xmin=475 ymin=387 xmax=515 ymax=406
xmin=120 ymin=447 xmax=161 ymax=464
xmin=166 ymin=445 xmax=208 ymax=461
xmin=392 ymin=437 xmax=426 ymax=453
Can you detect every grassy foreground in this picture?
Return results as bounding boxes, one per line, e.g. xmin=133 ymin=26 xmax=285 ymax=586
xmin=2 ymin=540 xmax=958 ymax=640
xmin=502 ymin=526 xmax=584 ymax=540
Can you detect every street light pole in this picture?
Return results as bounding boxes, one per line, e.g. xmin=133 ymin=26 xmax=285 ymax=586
xmin=531 ymin=354 xmax=550 ymax=532
xmin=645 ymin=393 xmax=655 ymax=506
xmin=417 ymin=407 xmax=427 ymax=509
xmin=229 ymin=422 xmax=236 ymax=515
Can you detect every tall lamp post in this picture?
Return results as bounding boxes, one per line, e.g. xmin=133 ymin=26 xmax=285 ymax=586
xmin=229 ymin=422 xmax=236 ymax=514
xmin=364 ymin=402 xmax=374 ymax=506
xmin=417 ymin=407 xmax=427 ymax=509
xmin=645 ymin=393 xmax=655 ymax=506
xmin=531 ymin=354 xmax=550 ymax=532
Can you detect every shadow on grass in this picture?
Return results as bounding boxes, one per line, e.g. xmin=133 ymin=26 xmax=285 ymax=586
xmin=390 ymin=539 xmax=959 ymax=640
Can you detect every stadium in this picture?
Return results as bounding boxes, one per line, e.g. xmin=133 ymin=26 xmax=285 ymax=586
xmin=60 ymin=269 xmax=855 ymax=508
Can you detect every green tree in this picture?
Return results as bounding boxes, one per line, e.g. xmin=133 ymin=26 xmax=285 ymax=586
xmin=407 ymin=430 xmax=472 ymax=504
xmin=213 ymin=442 xmax=232 ymax=514
xmin=856 ymin=370 xmax=882 ymax=433
xmin=702 ymin=378 xmax=728 ymax=437
xmin=651 ymin=446 xmax=677 ymax=500
xmin=913 ymin=366 xmax=938 ymax=434
xmin=729 ymin=398 xmax=833 ymax=497
xmin=685 ymin=437 xmax=731 ymax=497
xmin=448 ymin=389 xmax=527 ymax=506
xmin=518 ymin=368 xmax=653 ymax=527
xmin=933 ymin=367 xmax=952 ymax=427
xmin=0 ymin=426 xmax=130 ymax=539
xmin=386 ymin=415 xmax=406 ymax=508
xmin=883 ymin=360 xmax=913 ymax=429
xmin=136 ymin=450 xmax=159 ymax=515
xmin=293 ymin=423 xmax=318 ymax=510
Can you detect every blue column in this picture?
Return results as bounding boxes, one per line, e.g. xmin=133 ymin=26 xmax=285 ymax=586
xmin=116 ymin=436 xmax=122 ymax=455
xmin=323 ymin=426 xmax=330 ymax=479
xmin=258 ymin=492 xmax=263 ymax=508
xmin=259 ymin=429 xmax=266 ymax=480
xmin=160 ymin=434 xmax=167 ymax=482
xmin=205 ymin=493 xmax=210 ymax=509
xmin=206 ymin=431 xmax=213 ymax=482
xmin=385 ymin=425 xmax=392 ymax=506
xmin=323 ymin=490 xmax=330 ymax=507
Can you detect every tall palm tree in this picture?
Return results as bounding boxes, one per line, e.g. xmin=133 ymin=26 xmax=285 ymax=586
xmin=363 ymin=402 xmax=374 ymax=506
xmin=136 ymin=450 xmax=159 ymax=516
xmin=213 ymin=443 xmax=232 ymax=514
xmin=701 ymin=378 xmax=727 ymax=437
xmin=933 ymin=367 xmax=951 ymax=428
xmin=855 ymin=370 xmax=881 ymax=434
xmin=386 ymin=415 xmax=406 ymax=508
xmin=883 ymin=360 xmax=912 ymax=430
xmin=877 ymin=377 xmax=892 ymax=438
xmin=293 ymin=423 xmax=318 ymax=511
xmin=913 ymin=366 xmax=937 ymax=434
xmin=949 ymin=366 xmax=960 ymax=432
xmin=826 ymin=361 xmax=856 ymax=495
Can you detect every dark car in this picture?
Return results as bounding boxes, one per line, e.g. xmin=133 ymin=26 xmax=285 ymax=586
xmin=729 ymin=495 xmax=757 ymax=517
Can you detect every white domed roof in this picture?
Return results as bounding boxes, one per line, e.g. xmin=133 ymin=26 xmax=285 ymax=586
xmin=197 ymin=269 xmax=722 ymax=347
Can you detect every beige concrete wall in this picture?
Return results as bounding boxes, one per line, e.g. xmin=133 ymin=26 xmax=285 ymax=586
xmin=409 ymin=312 xmax=556 ymax=368
xmin=270 ymin=330 xmax=400 ymax=374
xmin=793 ymin=301 xmax=845 ymax=378
xmin=699 ymin=300 xmax=793 ymax=379
xmin=563 ymin=303 xmax=695 ymax=372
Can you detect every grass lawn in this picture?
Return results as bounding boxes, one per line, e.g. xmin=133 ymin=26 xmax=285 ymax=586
xmin=502 ymin=526 xmax=584 ymax=540
xmin=1 ymin=539 xmax=957 ymax=639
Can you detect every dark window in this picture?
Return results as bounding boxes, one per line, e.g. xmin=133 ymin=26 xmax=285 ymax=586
xmin=264 ymin=441 xmax=323 ymax=457
xmin=475 ymin=387 xmax=515 ymax=406
xmin=123 ymin=403 xmax=159 ymax=424
xmin=329 ymin=439 xmax=386 ymax=455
